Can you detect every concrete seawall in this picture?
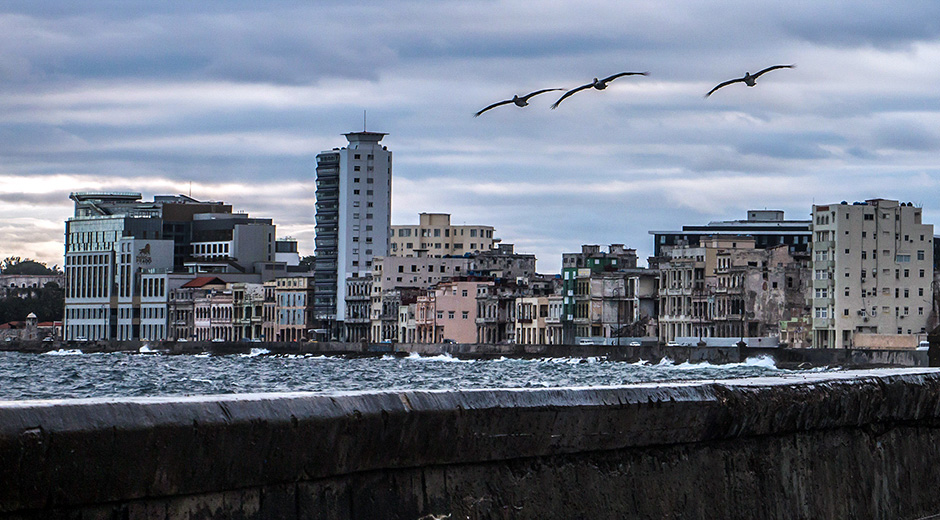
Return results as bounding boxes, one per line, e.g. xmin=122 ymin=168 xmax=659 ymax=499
xmin=4 ymin=369 xmax=940 ymax=519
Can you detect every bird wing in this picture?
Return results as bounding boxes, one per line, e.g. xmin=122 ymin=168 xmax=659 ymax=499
xmin=705 ymin=78 xmax=744 ymax=98
xmin=752 ymin=64 xmax=795 ymax=79
xmin=600 ymin=71 xmax=649 ymax=83
xmin=473 ymin=99 xmax=513 ymax=117
xmin=550 ymin=84 xmax=592 ymax=109
xmin=521 ymin=88 xmax=566 ymax=101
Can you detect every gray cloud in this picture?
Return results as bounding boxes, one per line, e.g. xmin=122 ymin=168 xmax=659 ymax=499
xmin=2 ymin=1 xmax=940 ymax=270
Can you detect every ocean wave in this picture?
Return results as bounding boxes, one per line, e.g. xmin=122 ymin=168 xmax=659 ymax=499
xmin=42 ymin=349 xmax=84 ymax=356
xmin=404 ymin=352 xmax=473 ymax=363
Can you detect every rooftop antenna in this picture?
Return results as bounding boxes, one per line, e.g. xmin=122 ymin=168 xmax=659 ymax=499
xmin=363 ymin=110 xmax=367 ymax=131
xmin=189 ymin=181 xmax=192 ymax=198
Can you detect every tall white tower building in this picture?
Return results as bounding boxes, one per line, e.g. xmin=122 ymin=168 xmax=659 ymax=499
xmin=314 ymin=132 xmax=392 ymax=334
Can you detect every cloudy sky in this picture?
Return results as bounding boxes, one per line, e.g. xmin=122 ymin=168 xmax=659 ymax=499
xmin=2 ymin=1 xmax=940 ymax=272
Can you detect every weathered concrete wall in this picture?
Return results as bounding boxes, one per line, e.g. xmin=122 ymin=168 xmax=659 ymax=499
xmin=3 ymin=369 xmax=940 ymax=519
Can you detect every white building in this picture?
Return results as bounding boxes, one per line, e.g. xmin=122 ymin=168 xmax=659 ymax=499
xmin=811 ymin=199 xmax=934 ymax=348
xmin=314 ymin=132 xmax=392 ymax=333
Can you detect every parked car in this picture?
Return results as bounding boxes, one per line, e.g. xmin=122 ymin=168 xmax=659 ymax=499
xmin=628 ymin=341 xmax=642 ymax=347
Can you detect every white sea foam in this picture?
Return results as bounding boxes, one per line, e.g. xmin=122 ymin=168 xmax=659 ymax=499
xmin=404 ymin=352 xmax=473 ymax=363
xmin=240 ymin=348 xmax=270 ymax=357
xmin=194 ymin=353 xmax=210 ymax=358
xmin=659 ymin=355 xmax=778 ymax=371
xmin=631 ymin=359 xmax=649 ymax=366
xmin=742 ymin=355 xmax=777 ymax=368
xmin=139 ymin=345 xmax=155 ymax=353
xmin=43 ymin=348 xmax=84 ymax=356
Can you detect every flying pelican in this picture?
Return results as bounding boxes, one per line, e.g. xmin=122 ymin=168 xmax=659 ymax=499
xmin=705 ymin=65 xmax=795 ymax=98
xmin=473 ymin=88 xmax=566 ymax=117
xmin=550 ymin=72 xmax=648 ymax=109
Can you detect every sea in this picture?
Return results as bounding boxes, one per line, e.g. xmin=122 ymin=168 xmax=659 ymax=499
xmin=0 ymin=349 xmax=831 ymax=401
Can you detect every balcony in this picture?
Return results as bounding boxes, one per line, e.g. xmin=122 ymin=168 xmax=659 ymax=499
xmin=812 ymin=279 xmax=833 ymax=289
xmin=813 ymin=318 xmax=830 ymax=329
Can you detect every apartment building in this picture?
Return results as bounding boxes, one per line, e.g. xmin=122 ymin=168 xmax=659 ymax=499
xmin=390 ymin=213 xmax=496 ymax=257
xmin=514 ymin=295 xmax=564 ymax=345
xmin=415 ymin=278 xmax=493 ymax=343
xmin=650 ymin=209 xmax=812 ymax=257
xmin=63 ymin=192 xmax=280 ymax=341
xmin=811 ymin=199 xmax=934 ymax=348
xmin=275 ymin=276 xmax=314 ymax=342
xmin=658 ymin=236 xmax=809 ymax=344
xmin=313 ymin=132 xmax=392 ymax=334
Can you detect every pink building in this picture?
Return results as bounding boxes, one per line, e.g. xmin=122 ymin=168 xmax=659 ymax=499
xmin=415 ymin=278 xmax=493 ymax=343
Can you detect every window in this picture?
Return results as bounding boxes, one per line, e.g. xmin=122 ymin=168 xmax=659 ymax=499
xmin=862 ymin=251 xmax=867 ymax=259
xmin=354 ymin=166 xmax=360 ymax=171
xmin=918 ymin=250 xmax=925 ymax=261
xmin=448 ymin=311 xmax=455 ymax=319
xmin=353 ymin=189 xmax=360 ymax=195
xmin=920 ymin=269 xmax=925 ymax=278
xmin=904 ymin=289 xmax=909 ymax=298
xmin=354 ymin=154 xmax=360 ymax=159
xmin=920 ymin=288 xmax=925 ymax=297
xmin=354 ymin=177 xmax=360 ymax=183
xmin=904 ymin=269 xmax=910 ymax=278
xmin=844 ymin=309 xmax=849 ymax=316
xmin=462 ymin=311 xmax=469 ymax=320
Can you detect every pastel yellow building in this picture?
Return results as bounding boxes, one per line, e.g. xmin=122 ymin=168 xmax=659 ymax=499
xmin=390 ymin=213 xmax=496 ymax=257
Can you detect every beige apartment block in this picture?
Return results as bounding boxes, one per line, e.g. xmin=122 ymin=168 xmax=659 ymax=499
xmin=391 ymin=213 xmax=496 ymax=257
xmin=275 ymin=276 xmax=314 ymax=342
xmin=811 ymin=199 xmax=934 ymax=348
xmin=515 ymin=296 xmax=564 ymax=345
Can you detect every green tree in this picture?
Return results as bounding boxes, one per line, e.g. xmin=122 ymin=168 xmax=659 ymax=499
xmin=0 ymin=283 xmax=64 ymax=323
xmin=0 ymin=257 xmax=60 ymax=275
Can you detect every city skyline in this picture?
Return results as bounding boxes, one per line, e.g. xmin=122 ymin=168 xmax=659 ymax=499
xmin=3 ymin=2 xmax=940 ymax=273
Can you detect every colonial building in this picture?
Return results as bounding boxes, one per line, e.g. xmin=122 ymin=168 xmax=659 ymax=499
xmin=658 ymin=236 xmax=810 ymax=345
xmin=415 ymin=278 xmax=493 ymax=343
xmin=275 ymin=276 xmax=315 ymax=342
